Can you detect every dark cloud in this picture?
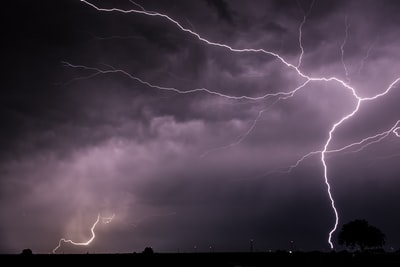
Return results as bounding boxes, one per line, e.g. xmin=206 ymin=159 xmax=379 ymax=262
xmin=204 ymin=0 xmax=234 ymax=24
xmin=1 ymin=0 xmax=400 ymax=254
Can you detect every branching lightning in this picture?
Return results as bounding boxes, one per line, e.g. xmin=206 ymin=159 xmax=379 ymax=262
xmin=78 ymin=0 xmax=400 ymax=249
xmin=199 ymin=80 xmax=310 ymax=157
xmin=61 ymin=61 xmax=304 ymax=101
xmin=282 ymin=120 xmax=400 ymax=174
xmin=338 ymin=120 xmax=400 ymax=154
xmin=52 ymin=213 xmax=114 ymax=253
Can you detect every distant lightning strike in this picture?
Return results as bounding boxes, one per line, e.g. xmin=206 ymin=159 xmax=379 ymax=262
xmin=52 ymin=213 xmax=114 ymax=253
xmin=79 ymin=0 xmax=400 ymax=249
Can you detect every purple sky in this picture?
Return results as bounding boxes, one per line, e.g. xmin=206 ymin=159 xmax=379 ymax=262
xmin=1 ymin=0 xmax=400 ymax=253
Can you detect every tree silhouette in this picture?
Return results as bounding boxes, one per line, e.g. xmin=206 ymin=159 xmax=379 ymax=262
xmin=338 ymin=219 xmax=386 ymax=251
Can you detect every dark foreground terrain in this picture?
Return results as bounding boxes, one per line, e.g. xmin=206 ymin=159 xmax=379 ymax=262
xmin=3 ymin=251 xmax=400 ymax=266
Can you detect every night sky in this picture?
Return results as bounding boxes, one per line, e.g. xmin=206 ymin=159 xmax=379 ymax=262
xmin=2 ymin=0 xmax=400 ymax=254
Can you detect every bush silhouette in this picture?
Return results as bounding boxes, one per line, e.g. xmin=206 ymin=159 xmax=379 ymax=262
xmin=142 ymin=246 xmax=154 ymax=254
xmin=21 ymin=248 xmax=32 ymax=255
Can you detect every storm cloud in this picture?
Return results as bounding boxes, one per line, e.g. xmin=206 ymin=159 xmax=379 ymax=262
xmin=1 ymin=0 xmax=400 ymax=253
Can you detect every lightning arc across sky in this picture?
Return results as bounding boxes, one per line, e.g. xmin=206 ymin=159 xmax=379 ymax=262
xmin=52 ymin=213 xmax=115 ymax=253
xmin=77 ymin=0 xmax=400 ymax=249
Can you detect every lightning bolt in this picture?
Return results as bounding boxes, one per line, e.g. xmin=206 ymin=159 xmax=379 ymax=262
xmin=296 ymin=0 xmax=315 ymax=68
xmin=340 ymin=16 xmax=350 ymax=80
xmin=200 ymin=108 xmax=266 ymax=158
xmin=78 ymin=0 xmax=400 ymax=249
xmin=128 ymin=0 xmax=145 ymax=11
xmin=251 ymin=118 xmax=400 ymax=182
xmin=395 ymin=127 xmax=400 ymax=137
xmin=284 ymin=121 xmax=400 ymax=176
xmin=52 ymin=213 xmax=114 ymax=253
xmin=357 ymin=40 xmax=376 ymax=75
xmin=61 ymin=61 xmax=304 ymax=101
xmin=339 ymin=121 xmax=400 ymax=154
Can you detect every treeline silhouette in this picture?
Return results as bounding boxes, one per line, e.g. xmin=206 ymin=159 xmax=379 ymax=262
xmin=11 ymin=219 xmax=398 ymax=266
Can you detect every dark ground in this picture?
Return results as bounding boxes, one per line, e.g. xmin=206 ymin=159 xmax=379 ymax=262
xmin=4 ymin=251 xmax=400 ymax=266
